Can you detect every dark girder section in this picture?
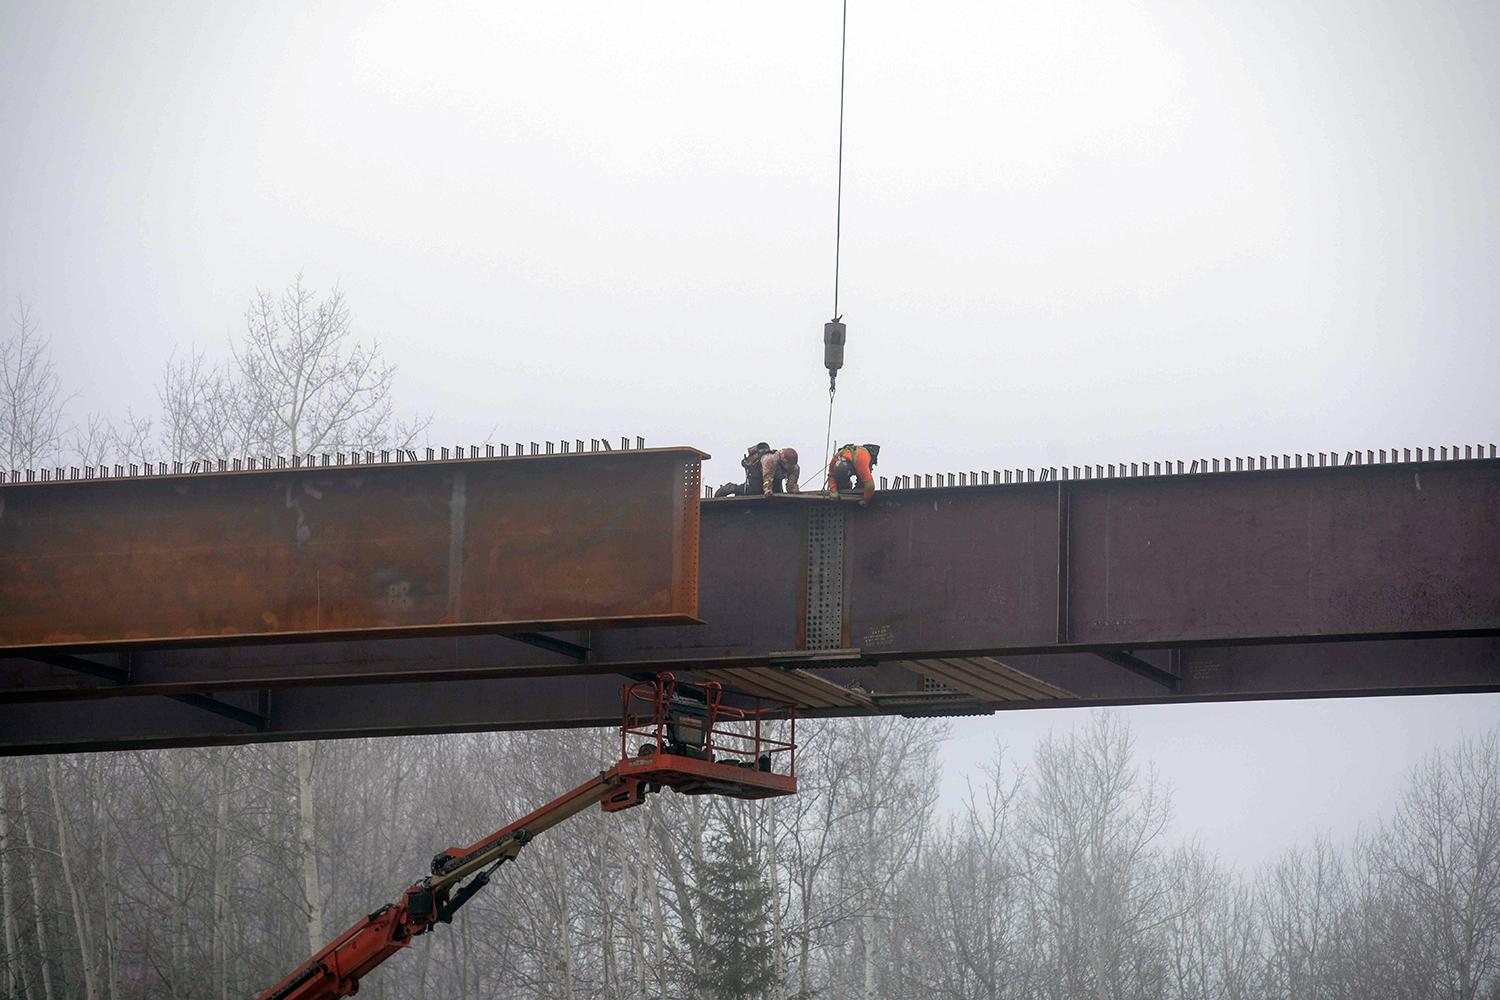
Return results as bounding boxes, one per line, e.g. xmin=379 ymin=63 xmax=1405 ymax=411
xmin=2 ymin=637 xmax=1497 ymax=754
xmin=507 ymin=632 xmax=590 ymax=660
xmin=1094 ymin=651 xmax=1179 ymax=691
xmin=593 ymin=459 xmax=1500 ymax=663
xmin=0 ymin=456 xmax=1496 ymax=753
xmin=29 ymin=653 xmax=268 ymax=730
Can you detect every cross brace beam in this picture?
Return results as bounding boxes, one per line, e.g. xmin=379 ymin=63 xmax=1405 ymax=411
xmin=30 ymin=653 xmax=268 ymax=729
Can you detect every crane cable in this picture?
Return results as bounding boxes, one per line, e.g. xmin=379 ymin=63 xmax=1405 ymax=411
xmin=832 ymin=0 xmax=848 ymax=324
xmin=812 ymin=0 xmax=850 ymax=492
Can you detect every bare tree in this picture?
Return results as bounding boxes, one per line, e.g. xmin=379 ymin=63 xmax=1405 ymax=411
xmin=779 ymin=723 xmax=850 ymax=998
xmin=1023 ymin=712 xmax=1181 ymax=1000
xmin=18 ymin=768 xmax=58 ymax=1000
xmin=898 ymin=746 xmax=1031 ymax=1000
xmin=237 ymin=275 xmax=422 ymax=456
xmin=0 ymin=299 xmax=67 ymax=471
xmin=68 ymin=411 xmax=116 ymax=469
xmin=1335 ymin=839 xmax=1440 ymax=1000
xmin=0 ymin=763 xmax=24 ymax=1000
xmin=1259 ymin=836 xmax=1347 ymax=1000
xmin=46 ymin=758 xmax=99 ymax=1000
xmin=1161 ymin=846 xmax=1258 ymax=1000
xmin=158 ymin=276 xmax=428 ymax=465
xmin=295 ymin=745 xmax=324 ymax=960
xmin=110 ymin=410 xmax=155 ymax=469
xmin=210 ymin=748 xmax=234 ymax=1000
xmin=157 ymin=348 xmax=251 ymax=462
xmin=1370 ymin=736 xmax=1500 ymax=1000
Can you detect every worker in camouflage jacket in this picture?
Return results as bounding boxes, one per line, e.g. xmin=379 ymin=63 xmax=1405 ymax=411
xmin=714 ymin=443 xmax=801 ymax=497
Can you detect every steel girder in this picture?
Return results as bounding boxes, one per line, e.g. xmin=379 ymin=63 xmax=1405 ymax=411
xmin=0 ymin=447 xmax=704 ymax=650
xmin=0 ymin=457 xmax=1496 ymax=753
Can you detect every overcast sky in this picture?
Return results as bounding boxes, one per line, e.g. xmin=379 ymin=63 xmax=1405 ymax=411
xmin=3 ymin=0 xmax=1496 ymax=868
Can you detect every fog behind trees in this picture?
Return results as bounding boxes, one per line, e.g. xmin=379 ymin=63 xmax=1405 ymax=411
xmin=4 ymin=712 xmax=1500 ymax=999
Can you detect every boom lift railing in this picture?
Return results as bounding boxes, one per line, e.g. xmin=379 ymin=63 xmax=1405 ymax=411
xmin=621 ymin=674 xmax=796 ymax=777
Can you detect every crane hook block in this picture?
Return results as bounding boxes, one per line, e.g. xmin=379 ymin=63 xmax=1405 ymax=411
xmin=823 ymin=319 xmax=846 ymax=390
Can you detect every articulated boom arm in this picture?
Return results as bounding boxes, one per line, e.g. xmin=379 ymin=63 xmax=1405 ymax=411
xmin=259 ymin=677 xmax=796 ymax=1000
xmin=258 ymin=768 xmax=628 ymax=1000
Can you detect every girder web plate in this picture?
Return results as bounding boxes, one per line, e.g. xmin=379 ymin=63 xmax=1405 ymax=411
xmin=804 ymin=505 xmax=845 ymax=650
xmin=0 ymin=448 xmax=706 ymax=649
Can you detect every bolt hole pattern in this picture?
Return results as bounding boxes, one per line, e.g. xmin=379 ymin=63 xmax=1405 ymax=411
xmin=805 ymin=506 xmax=845 ymax=650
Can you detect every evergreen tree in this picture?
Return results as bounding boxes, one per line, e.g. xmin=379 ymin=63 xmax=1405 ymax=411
xmin=693 ymin=818 xmax=782 ymax=1000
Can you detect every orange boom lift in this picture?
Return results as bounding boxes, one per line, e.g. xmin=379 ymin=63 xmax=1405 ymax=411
xmin=258 ymin=676 xmax=796 ymax=1000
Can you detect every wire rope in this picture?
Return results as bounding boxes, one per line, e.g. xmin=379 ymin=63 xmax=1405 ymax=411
xmin=824 ymin=387 xmax=836 ymax=479
xmin=832 ymin=0 xmax=849 ymax=320
xmin=814 ymin=0 xmax=851 ymax=492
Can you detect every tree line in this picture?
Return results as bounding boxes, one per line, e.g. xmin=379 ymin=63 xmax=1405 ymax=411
xmin=3 ymin=284 xmax=1499 ymax=999
xmin=2 ymin=716 xmax=1498 ymax=999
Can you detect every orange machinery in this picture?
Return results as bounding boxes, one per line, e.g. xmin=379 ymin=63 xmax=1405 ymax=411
xmin=259 ymin=676 xmax=795 ymax=1000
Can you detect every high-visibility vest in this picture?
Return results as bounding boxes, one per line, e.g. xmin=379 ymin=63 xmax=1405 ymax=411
xmin=836 ymin=444 xmax=878 ymax=465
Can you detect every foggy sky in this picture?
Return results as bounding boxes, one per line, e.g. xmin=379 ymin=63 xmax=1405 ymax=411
xmin=2 ymin=0 xmax=1497 ymax=867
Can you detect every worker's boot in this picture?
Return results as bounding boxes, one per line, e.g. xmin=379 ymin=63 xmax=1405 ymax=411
xmin=714 ymin=483 xmax=742 ymax=497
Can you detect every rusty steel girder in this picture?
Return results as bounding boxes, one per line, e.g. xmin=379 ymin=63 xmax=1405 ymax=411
xmin=0 ymin=452 xmax=1496 ymax=754
xmin=0 ymin=448 xmax=704 ymax=650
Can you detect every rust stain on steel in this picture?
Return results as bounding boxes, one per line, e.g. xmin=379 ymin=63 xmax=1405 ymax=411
xmin=0 ymin=448 xmax=705 ymax=650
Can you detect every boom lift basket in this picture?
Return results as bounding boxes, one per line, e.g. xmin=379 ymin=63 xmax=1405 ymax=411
xmin=612 ymin=673 xmax=797 ymax=810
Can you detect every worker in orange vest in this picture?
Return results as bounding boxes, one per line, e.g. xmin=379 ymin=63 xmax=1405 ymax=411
xmin=826 ymin=443 xmax=880 ymax=505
